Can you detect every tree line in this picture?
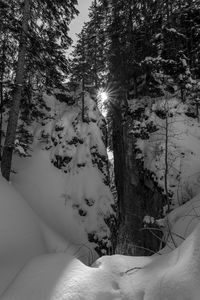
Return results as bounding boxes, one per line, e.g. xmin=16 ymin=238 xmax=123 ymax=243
xmin=1 ymin=0 xmax=200 ymax=254
xmin=70 ymin=0 xmax=200 ymax=254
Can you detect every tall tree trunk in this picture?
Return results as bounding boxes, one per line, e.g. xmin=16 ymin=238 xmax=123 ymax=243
xmin=112 ymin=101 xmax=124 ymax=224
xmin=164 ymin=101 xmax=169 ymax=211
xmin=114 ymin=112 xmax=145 ymax=255
xmin=0 ymin=36 xmax=6 ymax=161
xmin=1 ymin=0 xmax=31 ymax=181
xmin=81 ymin=77 xmax=85 ymax=122
xmin=94 ymin=0 xmax=98 ymax=89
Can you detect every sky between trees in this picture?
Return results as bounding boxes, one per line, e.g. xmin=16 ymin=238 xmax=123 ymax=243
xmin=69 ymin=0 xmax=93 ymax=42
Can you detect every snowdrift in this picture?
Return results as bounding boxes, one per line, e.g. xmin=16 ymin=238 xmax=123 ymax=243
xmin=0 ymin=176 xmax=46 ymax=296
xmin=1 ymin=165 xmax=200 ymax=299
xmin=2 ymin=222 xmax=200 ymax=300
xmin=158 ymin=192 xmax=200 ymax=253
xmin=0 ymin=174 xmax=90 ymax=297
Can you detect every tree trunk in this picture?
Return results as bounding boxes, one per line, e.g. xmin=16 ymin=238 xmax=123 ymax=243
xmin=112 ymin=102 xmax=125 ymax=224
xmin=94 ymin=0 xmax=98 ymax=89
xmin=1 ymin=0 xmax=31 ymax=181
xmin=0 ymin=36 xmax=6 ymax=160
xmin=114 ymin=115 xmax=145 ymax=255
xmin=81 ymin=77 xmax=85 ymax=122
xmin=164 ymin=101 xmax=169 ymax=211
xmin=113 ymin=97 xmax=164 ymax=255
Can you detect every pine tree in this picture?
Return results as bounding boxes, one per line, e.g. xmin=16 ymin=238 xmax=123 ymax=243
xmin=70 ymin=0 xmax=108 ymax=90
xmin=1 ymin=0 xmax=78 ymax=180
xmin=1 ymin=0 xmax=31 ymax=180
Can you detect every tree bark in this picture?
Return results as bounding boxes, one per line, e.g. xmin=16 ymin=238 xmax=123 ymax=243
xmin=81 ymin=77 xmax=85 ymax=122
xmin=94 ymin=0 xmax=98 ymax=89
xmin=164 ymin=101 xmax=169 ymax=211
xmin=113 ymin=97 xmax=164 ymax=255
xmin=114 ymin=116 xmax=145 ymax=255
xmin=1 ymin=0 xmax=31 ymax=180
xmin=0 ymin=36 xmax=6 ymax=161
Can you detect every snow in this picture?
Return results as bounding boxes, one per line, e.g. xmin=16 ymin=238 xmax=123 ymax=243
xmin=0 ymin=176 xmax=46 ymax=296
xmin=1 ymin=160 xmax=200 ymax=300
xmin=12 ymin=91 xmax=114 ymax=258
xmin=133 ymin=97 xmax=200 ymax=207
xmin=143 ymin=215 xmax=155 ymax=225
xmin=3 ymin=222 xmax=200 ymax=300
xmin=157 ymin=192 xmax=200 ymax=253
xmin=1 ymin=253 xmax=122 ymax=300
xmin=2 ymin=90 xmax=200 ymax=299
xmin=64 ymin=165 xmax=114 ymax=243
xmin=12 ymin=147 xmax=94 ymax=256
xmin=0 ymin=161 xmax=98 ymax=296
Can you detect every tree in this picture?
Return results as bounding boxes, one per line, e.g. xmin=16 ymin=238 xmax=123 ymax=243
xmin=70 ymin=1 xmax=107 ymax=88
xmin=1 ymin=0 xmax=31 ymax=180
xmin=1 ymin=0 xmax=78 ymax=180
xmin=0 ymin=0 xmax=20 ymax=159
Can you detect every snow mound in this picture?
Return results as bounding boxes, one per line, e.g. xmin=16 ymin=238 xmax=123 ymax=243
xmin=3 ymin=223 xmax=200 ymax=300
xmin=13 ymin=148 xmax=93 ymax=254
xmin=0 ymin=176 xmax=46 ymax=296
xmin=2 ymin=253 xmax=122 ymax=300
xmin=13 ymin=91 xmax=115 ymax=256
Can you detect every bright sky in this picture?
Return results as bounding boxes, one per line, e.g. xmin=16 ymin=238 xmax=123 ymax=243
xmin=69 ymin=0 xmax=93 ymax=43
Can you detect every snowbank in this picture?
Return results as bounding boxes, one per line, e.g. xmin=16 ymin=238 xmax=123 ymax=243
xmin=1 ymin=253 xmax=122 ymax=300
xmin=13 ymin=148 xmax=97 ymax=261
xmin=3 ymin=223 xmax=200 ymax=300
xmin=157 ymin=192 xmax=200 ymax=253
xmin=0 ymin=176 xmax=46 ymax=296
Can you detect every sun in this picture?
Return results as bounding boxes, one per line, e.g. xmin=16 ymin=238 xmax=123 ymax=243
xmin=100 ymin=91 xmax=108 ymax=102
xmin=97 ymin=89 xmax=109 ymax=117
xmin=98 ymin=89 xmax=108 ymax=103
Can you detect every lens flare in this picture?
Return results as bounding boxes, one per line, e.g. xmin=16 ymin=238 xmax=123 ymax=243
xmin=100 ymin=91 xmax=108 ymax=102
xmin=98 ymin=89 xmax=108 ymax=103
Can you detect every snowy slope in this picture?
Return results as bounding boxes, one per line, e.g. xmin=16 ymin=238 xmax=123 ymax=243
xmin=157 ymin=192 xmax=200 ymax=253
xmin=0 ymin=172 xmax=96 ymax=296
xmin=12 ymin=90 xmax=115 ymax=256
xmin=0 ymin=176 xmax=46 ymax=297
xmin=129 ymin=96 xmax=200 ymax=209
xmin=3 ymin=222 xmax=200 ymax=300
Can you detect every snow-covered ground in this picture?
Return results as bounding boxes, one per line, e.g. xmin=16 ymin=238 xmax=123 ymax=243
xmin=1 ymin=187 xmax=200 ymax=300
xmin=0 ymin=176 xmax=46 ymax=296
xmin=1 ymin=90 xmax=200 ymax=299
xmin=0 ymin=90 xmax=115 ymax=296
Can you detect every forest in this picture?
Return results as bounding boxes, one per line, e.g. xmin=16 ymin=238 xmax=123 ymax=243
xmin=1 ymin=0 xmax=200 ymax=299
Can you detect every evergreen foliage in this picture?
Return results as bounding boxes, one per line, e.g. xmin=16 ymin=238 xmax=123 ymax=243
xmin=0 ymin=0 xmax=78 ymax=180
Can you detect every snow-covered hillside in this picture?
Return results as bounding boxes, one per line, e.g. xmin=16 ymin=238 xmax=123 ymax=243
xmin=2 ymin=89 xmax=200 ymax=300
xmin=12 ymin=90 xmax=115 ymax=257
xmin=129 ymin=96 xmax=200 ymax=210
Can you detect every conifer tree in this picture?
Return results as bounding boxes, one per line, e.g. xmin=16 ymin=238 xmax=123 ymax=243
xmin=1 ymin=0 xmax=78 ymax=180
xmin=1 ymin=0 xmax=31 ymax=180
